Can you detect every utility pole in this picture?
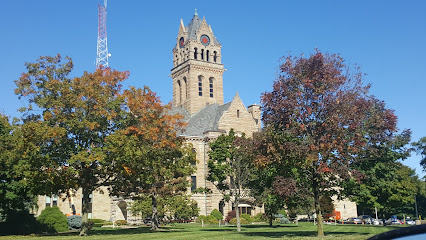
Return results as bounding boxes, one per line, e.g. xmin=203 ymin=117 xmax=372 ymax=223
xmin=415 ymin=194 xmax=418 ymax=220
xmin=96 ymin=0 xmax=110 ymax=68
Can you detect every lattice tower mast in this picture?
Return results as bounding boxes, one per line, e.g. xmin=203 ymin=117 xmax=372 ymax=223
xmin=96 ymin=0 xmax=110 ymax=68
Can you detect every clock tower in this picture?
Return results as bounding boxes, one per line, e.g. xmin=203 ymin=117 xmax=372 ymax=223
xmin=171 ymin=11 xmax=224 ymax=116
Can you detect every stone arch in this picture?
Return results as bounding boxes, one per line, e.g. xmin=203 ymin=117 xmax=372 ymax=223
xmin=117 ymin=200 xmax=128 ymax=220
xmin=219 ymin=199 xmax=225 ymax=215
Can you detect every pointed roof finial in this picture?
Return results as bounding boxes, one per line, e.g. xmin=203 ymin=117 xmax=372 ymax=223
xmin=194 ymin=9 xmax=198 ymax=16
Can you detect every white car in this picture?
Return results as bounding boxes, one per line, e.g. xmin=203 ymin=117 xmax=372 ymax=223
xmin=405 ymin=218 xmax=415 ymax=225
xmin=373 ymin=219 xmax=383 ymax=225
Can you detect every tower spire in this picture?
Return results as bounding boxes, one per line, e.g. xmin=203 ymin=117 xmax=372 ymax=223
xmin=96 ymin=0 xmax=110 ymax=68
xmin=194 ymin=9 xmax=198 ymax=16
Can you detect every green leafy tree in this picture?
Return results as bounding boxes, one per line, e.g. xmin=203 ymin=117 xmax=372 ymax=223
xmin=14 ymin=55 xmax=129 ymax=236
xmin=207 ymin=129 xmax=254 ymax=232
xmin=415 ymin=180 xmax=426 ymax=219
xmin=130 ymin=193 xmax=198 ymax=222
xmin=130 ymin=195 xmax=159 ymax=219
xmin=106 ymin=86 xmax=195 ymax=230
xmin=413 ymin=137 xmax=426 ymax=172
xmin=261 ymin=50 xmax=398 ymax=237
xmin=344 ymin=130 xmax=416 ymax=217
xmin=166 ymin=195 xmax=199 ymax=220
xmin=0 ymin=114 xmax=38 ymax=233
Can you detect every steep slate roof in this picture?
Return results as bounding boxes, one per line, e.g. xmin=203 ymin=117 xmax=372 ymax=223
xmin=186 ymin=14 xmax=221 ymax=45
xmin=171 ymin=102 xmax=231 ymax=137
xmin=167 ymin=106 xmax=190 ymax=122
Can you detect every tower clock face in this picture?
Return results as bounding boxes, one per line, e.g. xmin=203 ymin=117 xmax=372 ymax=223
xmin=179 ymin=37 xmax=184 ymax=48
xmin=200 ymin=35 xmax=210 ymax=46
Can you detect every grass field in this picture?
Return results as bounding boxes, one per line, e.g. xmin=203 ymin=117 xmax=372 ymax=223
xmin=0 ymin=222 xmax=404 ymax=240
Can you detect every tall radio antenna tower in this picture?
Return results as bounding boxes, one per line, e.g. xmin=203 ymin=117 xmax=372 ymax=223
xmin=96 ymin=0 xmax=110 ymax=68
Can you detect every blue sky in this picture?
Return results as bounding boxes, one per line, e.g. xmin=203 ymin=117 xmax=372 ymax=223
xmin=1 ymin=0 xmax=425 ymax=177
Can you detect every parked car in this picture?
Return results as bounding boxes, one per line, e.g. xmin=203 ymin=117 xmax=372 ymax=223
xmin=373 ymin=219 xmax=383 ymax=225
xmin=405 ymin=218 xmax=415 ymax=225
xmin=359 ymin=215 xmax=373 ymax=224
xmin=143 ymin=217 xmax=152 ymax=225
xmin=346 ymin=217 xmax=362 ymax=224
xmin=386 ymin=218 xmax=403 ymax=225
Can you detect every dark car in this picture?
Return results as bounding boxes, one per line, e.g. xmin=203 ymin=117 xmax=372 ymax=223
xmin=359 ymin=215 xmax=373 ymax=224
xmin=346 ymin=217 xmax=362 ymax=224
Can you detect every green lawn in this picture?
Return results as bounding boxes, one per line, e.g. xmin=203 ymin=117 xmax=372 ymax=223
xmin=0 ymin=222 xmax=404 ymax=240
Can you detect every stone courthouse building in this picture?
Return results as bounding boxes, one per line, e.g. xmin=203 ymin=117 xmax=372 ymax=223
xmin=169 ymin=11 xmax=263 ymax=217
xmin=36 ymin=12 xmax=357 ymax=222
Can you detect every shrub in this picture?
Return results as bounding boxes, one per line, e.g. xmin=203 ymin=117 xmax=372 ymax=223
xmin=87 ymin=221 xmax=94 ymax=230
xmin=254 ymin=213 xmax=267 ymax=222
xmin=279 ymin=217 xmax=291 ymax=224
xmin=67 ymin=215 xmax=82 ymax=230
xmin=88 ymin=218 xmax=106 ymax=223
xmin=37 ymin=207 xmax=68 ymax=233
xmin=0 ymin=211 xmax=41 ymax=235
xmin=278 ymin=209 xmax=288 ymax=218
xmin=225 ymin=210 xmax=236 ymax=223
xmin=210 ymin=209 xmax=223 ymax=220
xmin=93 ymin=221 xmax=112 ymax=227
xmin=197 ymin=215 xmax=218 ymax=224
xmin=229 ymin=217 xmax=248 ymax=225
xmin=240 ymin=213 xmax=253 ymax=223
xmin=114 ymin=220 xmax=127 ymax=226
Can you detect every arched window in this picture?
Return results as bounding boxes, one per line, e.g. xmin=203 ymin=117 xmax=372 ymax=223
xmin=201 ymin=49 xmax=204 ymax=60
xmin=194 ymin=48 xmax=198 ymax=60
xmin=191 ymin=148 xmax=196 ymax=166
xmin=213 ymin=51 xmax=217 ymax=62
xmin=237 ymin=110 xmax=240 ymax=118
xmin=206 ymin=50 xmax=210 ymax=62
xmin=209 ymin=78 xmax=214 ymax=98
xmin=198 ymin=76 xmax=203 ymax=96
xmin=177 ymin=80 xmax=181 ymax=104
xmin=183 ymin=77 xmax=188 ymax=100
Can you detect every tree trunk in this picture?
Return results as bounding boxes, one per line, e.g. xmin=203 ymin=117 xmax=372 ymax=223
xmin=235 ymin=197 xmax=241 ymax=232
xmin=80 ymin=186 xmax=90 ymax=236
xmin=268 ymin=212 xmax=273 ymax=227
xmin=313 ymin=175 xmax=324 ymax=237
xmin=151 ymin=192 xmax=159 ymax=230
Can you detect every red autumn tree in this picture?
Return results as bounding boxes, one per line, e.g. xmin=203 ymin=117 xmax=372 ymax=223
xmin=261 ymin=50 xmax=397 ymax=237
xmin=105 ymin=86 xmax=195 ymax=230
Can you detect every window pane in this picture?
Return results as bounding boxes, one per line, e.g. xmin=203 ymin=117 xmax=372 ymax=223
xmin=191 ymin=176 xmax=197 ymax=192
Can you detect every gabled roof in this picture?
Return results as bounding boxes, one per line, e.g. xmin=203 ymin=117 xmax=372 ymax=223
xmin=171 ymin=102 xmax=231 ymax=137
